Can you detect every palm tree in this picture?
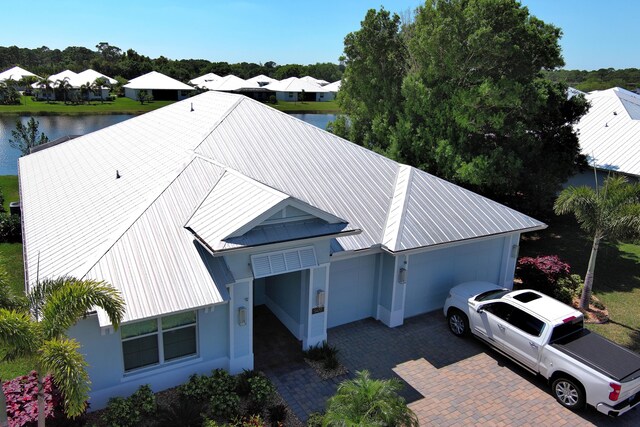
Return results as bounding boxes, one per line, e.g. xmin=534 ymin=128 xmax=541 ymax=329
xmin=92 ymin=77 xmax=110 ymax=103
xmin=323 ymin=370 xmax=419 ymax=427
xmin=56 ymin=77 xmax=72 ymax=104
xmin=554 ymin=175 xmax=640 ymax=310
xmin=0 ymin=277 xmax=125 ymax=427
xmin=35 ymin=76 xmax=53 ymax=102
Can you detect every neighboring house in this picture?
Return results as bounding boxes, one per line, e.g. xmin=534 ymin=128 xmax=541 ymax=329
xmin=264 ymin=77 xmax=330 ymax=102
xmin=31 ymin=69 xmax=112 ymax=101
xmin=299 ymin=75 xmax=329 ymax=86
xmin=18 ymin=91 xmax=544 ymax=409
xmin=189 ymin=72 xmax=221 ymax=87
xmin=568 ymin=87 xmax=640 ymax=187
xmin=246 ymin=74 xmax=278 ymax=87
xmin=0 ymin=65 xmax=41 ymax=91
xmin=124 ymin=71 xmax=194 ymax=101
xmin=323 ymin=80 xmax=341 ymax=101
xmin=199 ymin=75 xmax=268 ymax=101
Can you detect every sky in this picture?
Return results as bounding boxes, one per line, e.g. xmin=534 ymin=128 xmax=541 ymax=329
xmin=1 ymin=0 xmax=638 ymax=71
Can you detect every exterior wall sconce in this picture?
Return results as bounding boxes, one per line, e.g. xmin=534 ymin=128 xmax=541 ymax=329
xmin=238 ymin=306 xmax=247 ymax=326
xmin=398 ymin=267 xmax=407 ymax=284
xmin=316 ymin=290 xmax=325 ymax=308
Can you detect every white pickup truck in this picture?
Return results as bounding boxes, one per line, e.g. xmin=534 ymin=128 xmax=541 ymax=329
xmin=443 ymin=281 xmax=640 ymax=417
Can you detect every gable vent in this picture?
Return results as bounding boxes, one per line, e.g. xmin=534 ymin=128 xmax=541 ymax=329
xmin=251 ymin=247 xmax=317 ymax=278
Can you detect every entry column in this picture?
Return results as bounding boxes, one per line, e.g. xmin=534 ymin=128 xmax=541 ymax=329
xmin=228 ymin=279 xmax=254 ymax=373
xmin=303 ymin=263 xmax=329 ymax=349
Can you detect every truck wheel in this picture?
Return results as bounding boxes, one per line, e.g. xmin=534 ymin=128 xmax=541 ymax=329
xmin=447 ymin=309 xmax=469 ymax=337
xmin=552 ymin=377 xmax=585 ymax=410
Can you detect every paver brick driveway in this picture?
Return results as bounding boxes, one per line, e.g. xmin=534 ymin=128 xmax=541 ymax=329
xmin=328 ymin=312 xmax=640 ymax=426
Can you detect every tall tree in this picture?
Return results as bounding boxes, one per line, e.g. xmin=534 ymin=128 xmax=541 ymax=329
xmin=332 ymin=8 xmax=407 ymax=152
xmin=323 ymin=370 xmax=419 ymax=426
xmin=8 ymin=117 xmax=49 ymax=155
xmin=554 ymin=175 xmax=640 ymax=310
xmin=336 ymin=0 xmax=588 ymax=214
xmin=0 ymin=277 xmax=125 ymax=427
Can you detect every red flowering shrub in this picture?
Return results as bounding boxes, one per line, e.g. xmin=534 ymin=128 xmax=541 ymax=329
xmin=516 ymin=255 xmax=574 ymax=302
xmin=2 ymin=371 xmax=69 ymax=427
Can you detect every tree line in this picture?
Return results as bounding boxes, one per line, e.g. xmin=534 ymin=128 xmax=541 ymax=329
xmin=0 ymin=43 xmax=344 ymax=83
xmin=545 ymin=68 xmax=640 ymax=92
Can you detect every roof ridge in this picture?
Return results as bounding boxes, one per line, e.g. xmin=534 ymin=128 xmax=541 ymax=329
xmin=381 ymin=164 xmax=413 ymax=251
xmin=192 ymin=94 xmax=244 ymax=152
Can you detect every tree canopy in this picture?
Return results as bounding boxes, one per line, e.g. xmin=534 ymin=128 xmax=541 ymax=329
xmin=334 ymin=0 xmax=589 ymax=214
xmin=0 ymin=43 xmax=344 ymax=84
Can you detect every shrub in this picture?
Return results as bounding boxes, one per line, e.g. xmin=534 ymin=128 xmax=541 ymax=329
xmin=210 ymin=389 xmax=240 ymax=419
xmin=516 ymin=255 xmax=570 ymax=294
xmin=247 ymin=376 xmax=275 ymax=414
xmin=303 ymin=341 xmax=338 ymax=362
xmin=178 ymin=373 xmax=214 ymax=402
xmin=322 ymin=352 xmax=340 ymax=371
xmin=101 ymin=384 xmax=155 ymax=427
xmin=3 ymin=372 xmax=68 ymax=427
xmin=268 ymin=95 xmax=277 ymax=104
xmin=155 ymin=399 xmax=204 ymax=427
xmin=267 ymin=403 xmax=287 ymax=425
xmin=235 ymin=370 xmax=264 ymax=397
xmin=210 ymin=369 xmax=240 ymax=419
xmin=0 ymin=213 xmax=22 ymax=243
xmin=306 ymin=412 xmax=324 ymax=427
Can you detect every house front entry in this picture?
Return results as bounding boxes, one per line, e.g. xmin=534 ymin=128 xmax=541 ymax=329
xmin=252 ymin=304 xmax=304 ymax=371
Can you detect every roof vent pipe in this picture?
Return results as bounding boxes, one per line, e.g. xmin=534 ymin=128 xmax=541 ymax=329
xmin=116 ymin=170 xmax=121 ymax=179
xmin=190 ymin=103 xmax=194 ymax=112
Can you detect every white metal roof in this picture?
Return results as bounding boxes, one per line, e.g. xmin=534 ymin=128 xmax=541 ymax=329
xmin=48 ymin=70 xmax=79 ymax=87
xmin=324 ymin=80 xmax=341 ymax=92
xmin=300 ymin=76 xmax=329 ymax=86
xmin=0 ymin=66 xmax=40 ymax=81
xmin=124 ymin=71 xmax=194 ymax=91
xmin=76 ymin=69 xmax=117 ymax=85
xmin=200 ymin=75 xmax=260 ymax=92
xmin=264 ymin=77 xmax=328 ymax=93
xmin=189 ymin=72 xmax=221 ymax=86
xmin=246 ymin=74 xmax=278 ymax=86
xmin=576 ymin=87 xmax=640 ymax=176
xmin=19 ymin=91 xmax=544 ymax=325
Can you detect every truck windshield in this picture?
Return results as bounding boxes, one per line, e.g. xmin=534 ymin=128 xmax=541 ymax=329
xmin=550 ymin=317 xmax=584 ymax=343
xmin=475 ymin=289 xmax=510 ymax=302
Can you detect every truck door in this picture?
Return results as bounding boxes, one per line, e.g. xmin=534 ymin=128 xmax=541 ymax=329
xmin=496 ymin=307 xmax=545 ymax=371
xmin=475 ymin=302 xmax=514 ymax=352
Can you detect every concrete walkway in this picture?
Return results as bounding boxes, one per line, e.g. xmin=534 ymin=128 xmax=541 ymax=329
xmin=263 ymin=311 xmax=640 ymax=425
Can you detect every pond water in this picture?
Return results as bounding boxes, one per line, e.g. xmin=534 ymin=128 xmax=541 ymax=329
xmin=0 ymin=113 xmax=337 ymax=175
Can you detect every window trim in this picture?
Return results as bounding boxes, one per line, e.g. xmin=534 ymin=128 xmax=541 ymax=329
xmin=121 ymin=311 xmax=198 ymax=373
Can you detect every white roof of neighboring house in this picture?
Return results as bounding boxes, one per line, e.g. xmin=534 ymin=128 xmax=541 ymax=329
xmin=324 ymin=80 xmax=341 ymax=92
xmin=48 ymin=69 xmax=79 ymax=87
xmin=300 ymin=75 xmax=329 ymax=86
xmin=76 ymin=69 xmax=117 ymax=85
xmin=0 ymin=66 xmax=40 ymax=81
xmin=576 ymin=87 xmax=640 ymax=177
xmin=246 ymin=74 xmax=278 ymax=86
xmin=19 ymin=91 xmax=544 ymax=326
xmin=124 ymin=71 xmax=194 ymax=91
xmin=189 ymin=72 xmax=221 ymax=86
xmin=200 ymin=75 xmax=260 ymax=92
xmin=264 ymin=77 xmax=328 ymax=93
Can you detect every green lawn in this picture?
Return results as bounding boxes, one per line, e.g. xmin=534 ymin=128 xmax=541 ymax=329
xmin=520 ymin=216 xmax=640 ymax=352
xmin=270 ymin=100 xmax=340 ymax=113
xmin=0 ymin=175 xmax=19 ymax=211
xmin=0 ymin=95 xmax=174 ymax=115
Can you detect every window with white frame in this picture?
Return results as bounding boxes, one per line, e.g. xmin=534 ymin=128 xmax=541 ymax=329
xmin=121 ymin=311 xmax=197 ymax=372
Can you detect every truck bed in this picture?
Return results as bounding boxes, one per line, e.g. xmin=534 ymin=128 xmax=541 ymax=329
xmin=552 ymin=329 xmax=640 ymax=382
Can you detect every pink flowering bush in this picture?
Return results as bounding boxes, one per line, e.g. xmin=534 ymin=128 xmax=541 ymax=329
xmin=516 ymin=255 xmax=580 ymax=304
xmin=2 ymin=371 xmax=70 ymax=427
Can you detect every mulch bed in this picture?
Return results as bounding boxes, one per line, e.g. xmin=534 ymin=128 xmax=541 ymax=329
xmin=572 ymin=295 xmax=609 ymax=324
xmin=304 ymin=358 xmax=349 ymax=380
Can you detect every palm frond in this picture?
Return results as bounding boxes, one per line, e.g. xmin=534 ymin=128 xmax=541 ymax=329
xmin=40 ymin=278 xmax=125 ymax=339
xmin=27 ymin=277 xmax=69 ymax=321
xmin=39 ymin=337 xmax=90 ymax=418
xmin=0 ymin=308 xmax=40 ymax=360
